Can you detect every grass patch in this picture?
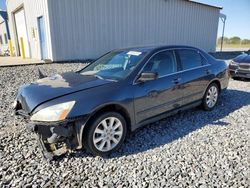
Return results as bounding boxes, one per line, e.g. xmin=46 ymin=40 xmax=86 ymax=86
xmin=216 ymin=44 xmax=250 ymax=49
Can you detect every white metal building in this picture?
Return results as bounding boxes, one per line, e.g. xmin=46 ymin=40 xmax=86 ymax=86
xmin=6 ymin=0 xmax=222 ymax=62
xmin=0 ymin=10 xmax=10 ymax=55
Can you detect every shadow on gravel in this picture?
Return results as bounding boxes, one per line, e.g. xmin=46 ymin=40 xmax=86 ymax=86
xmin=232 ymin=78 xmax=250 ymax=82
xmin=68 ymin=89 xmax=250 ymax=160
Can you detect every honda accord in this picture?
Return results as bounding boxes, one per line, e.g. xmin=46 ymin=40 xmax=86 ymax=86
xmin=14 ymin=45 xmax=229 ymax=158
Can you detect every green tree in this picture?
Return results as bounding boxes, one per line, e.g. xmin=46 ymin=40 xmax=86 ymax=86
xmin=229 ymin=36 xmax=241 ymax=44
xmin=241 ymin=39 xmax=250 ymax=45
xmin=217 ymin=37 xmax=229 ymax=45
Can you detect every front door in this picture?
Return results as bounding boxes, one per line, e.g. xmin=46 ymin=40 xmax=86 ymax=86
xmin=133 ymin=50 xmax=183 ymax=124
xmin=37 ymin=16 xmax=47 ymax=59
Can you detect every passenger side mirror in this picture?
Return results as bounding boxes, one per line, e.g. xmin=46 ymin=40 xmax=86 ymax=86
xmin=137 ymin=72 xmax=158 ymax=82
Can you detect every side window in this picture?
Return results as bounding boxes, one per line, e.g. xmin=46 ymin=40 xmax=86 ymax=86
xmin=143 ymin=50 xmax=177 ymax=77
xmin=178 ymin=49 xmax=203 ymax=70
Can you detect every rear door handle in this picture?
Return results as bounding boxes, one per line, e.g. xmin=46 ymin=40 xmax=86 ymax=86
xmin=172 ymin=78 xmax=182 ymax=84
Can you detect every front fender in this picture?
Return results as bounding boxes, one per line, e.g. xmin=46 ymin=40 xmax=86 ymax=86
xmin=31 ymin=82 xmax=135 ymax=128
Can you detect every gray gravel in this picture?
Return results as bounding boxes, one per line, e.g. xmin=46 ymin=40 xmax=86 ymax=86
xmin=0 ymin=63 xmax=250 ymax=187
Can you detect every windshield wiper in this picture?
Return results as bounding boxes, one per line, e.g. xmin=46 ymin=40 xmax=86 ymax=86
xmin=81 ymin=73 xmax=102 ymax=79
xmin=82 ymin=73 xmax=117 ymax=82
xmin=94 ymin=75 xmax=104 ymax=80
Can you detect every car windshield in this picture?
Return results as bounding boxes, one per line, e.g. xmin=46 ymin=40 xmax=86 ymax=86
xmin=80 ymin=50 xmax=147 ymax=80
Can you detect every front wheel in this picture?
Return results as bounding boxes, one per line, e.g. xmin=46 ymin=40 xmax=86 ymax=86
xmin=202 ymin=83 xmax=219 ymax=111
xmin=83 ymin=112 xmax=127 ymax=156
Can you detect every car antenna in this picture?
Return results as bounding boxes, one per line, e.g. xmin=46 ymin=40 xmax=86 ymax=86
xmin=38 ymin=67 xmax=47 ymax=79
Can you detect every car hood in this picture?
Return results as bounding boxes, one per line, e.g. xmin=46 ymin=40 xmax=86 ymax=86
xmin=233 ymin=54 xmax=250 ymax=63
xmin=17 ymin=72 xmax=113 ymax=113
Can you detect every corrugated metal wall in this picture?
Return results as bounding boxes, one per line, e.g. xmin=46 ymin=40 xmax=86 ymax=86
xmin=0 ymin=15 xmax=8 ymax=52
xmin=48 ymin=0 xmax=220 ymax=61
xmin=6 ymin=0 xmax=220 ymax=61
xmin=6 ymin=0 xmax=53 ymax=59
xmin=0 ymin=19 xmax=8 ymax=54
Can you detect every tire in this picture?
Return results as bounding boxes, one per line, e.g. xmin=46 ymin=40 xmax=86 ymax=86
xmin=83 ymin=112 xmax=127 ymax=156
xmin=202 ymin=83 xmax=219 ymax=111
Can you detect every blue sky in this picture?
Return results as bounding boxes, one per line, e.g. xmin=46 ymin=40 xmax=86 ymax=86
xmin=0 ymin=0 xmax=6 ymax=10
xmin=0 ymin=0 xmax=249 ymax=39
xmin=196 ymin=0 xmax=250 ymax=39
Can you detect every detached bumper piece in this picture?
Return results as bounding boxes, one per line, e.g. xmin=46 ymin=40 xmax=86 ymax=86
xmin=27 ymin=121 xmax=78 ymax=159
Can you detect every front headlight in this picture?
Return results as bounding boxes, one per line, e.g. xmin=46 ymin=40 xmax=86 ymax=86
xmin=31 ymin=101 xmax=75 ymax=122
xmin=230 ymin=61 xmax=238 ymax=66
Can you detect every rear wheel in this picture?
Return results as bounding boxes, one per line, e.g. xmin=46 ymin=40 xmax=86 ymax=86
xmin=202 ymin=83 xmax=219 ymax=111
xmin=83 ymin=112 xmax=127 ymax=156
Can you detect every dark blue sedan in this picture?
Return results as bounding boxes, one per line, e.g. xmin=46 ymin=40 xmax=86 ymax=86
xmin=14 ymin=45 xmax=229 ymax=158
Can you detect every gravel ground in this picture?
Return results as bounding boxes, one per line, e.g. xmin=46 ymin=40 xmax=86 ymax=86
xmin=0 ymin=63 xmax=250 ymax=187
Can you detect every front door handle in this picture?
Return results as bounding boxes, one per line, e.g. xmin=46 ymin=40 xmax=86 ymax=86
xmin=172 ymin=78 xmax=182 ymax=84
xmin=148 ymin=90 xmax=159 ymax=98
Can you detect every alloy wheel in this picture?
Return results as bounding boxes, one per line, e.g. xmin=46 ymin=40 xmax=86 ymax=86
xmin=206 ymin=86 xmax=218 ymax=108
xmin=93 ymin=117 xmax=123 ymax=152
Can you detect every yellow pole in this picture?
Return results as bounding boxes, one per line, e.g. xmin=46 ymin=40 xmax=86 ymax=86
xmin=20 ymin=37 xmax=25 ymax=59
xmin=8 ymin=40 xmax=14 ymax=57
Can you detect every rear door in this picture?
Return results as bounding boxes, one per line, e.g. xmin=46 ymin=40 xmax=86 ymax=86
xmin=133 ymin=50 xmax=183 ymax=124
xmin=176 ymin=49 xmax=212 ymax=105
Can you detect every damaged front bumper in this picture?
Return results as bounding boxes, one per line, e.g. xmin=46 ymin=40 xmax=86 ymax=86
xmin=28 ymin=121 xmax=77 ymax=159
xmin=15 ymin=109 xmax=88 ymax=159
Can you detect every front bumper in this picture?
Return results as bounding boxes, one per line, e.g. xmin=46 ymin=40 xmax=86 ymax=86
xmin=229 ymin=69 xmax=250 ymax=79
xmin=229 ymin=65 xmax=250 ymax=79
xmin=15 ymin=109 xmax=88 ymax=159
xmin=28 ymin=121 xmax=77 ymax=159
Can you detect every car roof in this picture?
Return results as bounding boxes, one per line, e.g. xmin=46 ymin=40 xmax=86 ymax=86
xmin=116 ymin=45 xmax=199 ymax=53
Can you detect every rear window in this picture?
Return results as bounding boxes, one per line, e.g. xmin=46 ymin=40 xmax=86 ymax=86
xmin=178 ymin=49 xmax=203 ymax=70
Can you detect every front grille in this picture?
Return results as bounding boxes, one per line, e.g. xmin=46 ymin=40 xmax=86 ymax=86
xmin=239 ymin=64 xmax=250 ymax=70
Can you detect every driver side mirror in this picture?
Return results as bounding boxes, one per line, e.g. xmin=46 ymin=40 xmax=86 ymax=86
xmin=137 ymin=72 xmax=158 ymax=82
